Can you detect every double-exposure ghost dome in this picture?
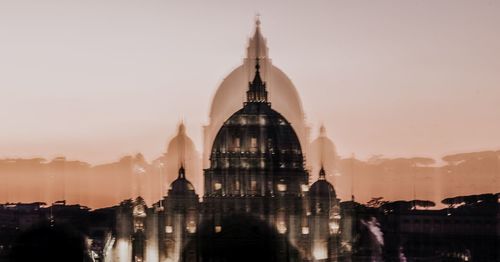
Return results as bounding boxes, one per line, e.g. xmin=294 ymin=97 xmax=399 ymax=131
xmin=115 ymin=18 xmax=341 ymax=262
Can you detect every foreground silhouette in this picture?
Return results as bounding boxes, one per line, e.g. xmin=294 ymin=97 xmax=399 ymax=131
xmin=182 ymin=214 xmax=301 ymax=262
xmin=9 ymin=221 xmax=91 ymax=262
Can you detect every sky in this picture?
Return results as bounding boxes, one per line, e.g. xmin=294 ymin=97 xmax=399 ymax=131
xmin=1 ymin=0 xmax=500 ymax=165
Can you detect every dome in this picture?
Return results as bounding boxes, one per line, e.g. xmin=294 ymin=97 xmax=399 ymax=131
xmin=208 ymin=64 xmax=305 ymax=126
xmin=310 ymin=167 xmax=337 ymax=199
xmin=309 ymin=125 xmax=338 ymax=178
xmin=163 ymin=122 xmax=202 ymax=195
xmin=203 ymin=19 xmax=309 ymax=169
xmin=205 ymin=61 xmax=308 ymax=196
xmin=166 ymin=122 xmax=196 ymax=157
xmin=211 ymin=103 xmax=304 ymax=167
xmin=208 ymin=20 xmax=304 ymax=123
xmin=168 ymin=166 xmax=196 ymax=196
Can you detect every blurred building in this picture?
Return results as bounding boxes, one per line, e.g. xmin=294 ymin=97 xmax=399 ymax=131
xmin=112 ymin=19 xmax=341 ymax=262
xmin=203 ymin=18 xmax=311 ymax=171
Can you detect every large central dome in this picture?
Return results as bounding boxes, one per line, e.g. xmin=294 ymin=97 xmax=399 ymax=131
xmin=203 ymin=19 xmax=309 ymax=170
xmin=204 ymin=61 xmax=308 ymax=197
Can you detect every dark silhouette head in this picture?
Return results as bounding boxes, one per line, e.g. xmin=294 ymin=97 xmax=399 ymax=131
xmin=182 ymin=214 xmax=301 ymax=262
xmin=9 ymin=221 xmax=91 ymax=262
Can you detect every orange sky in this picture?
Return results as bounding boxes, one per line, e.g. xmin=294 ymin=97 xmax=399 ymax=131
xmin=1 ymin=0 xmax=500 ymax=165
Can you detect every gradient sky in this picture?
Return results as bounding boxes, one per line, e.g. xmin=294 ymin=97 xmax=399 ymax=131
xmin=1 ymin=0 xmax=499 ymax=165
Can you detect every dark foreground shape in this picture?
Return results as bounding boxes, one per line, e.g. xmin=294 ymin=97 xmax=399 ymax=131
xmin=182 ymin=214 xmax=301 ymax=262
xmin=9 ymin=221 xmax=91 ymax=262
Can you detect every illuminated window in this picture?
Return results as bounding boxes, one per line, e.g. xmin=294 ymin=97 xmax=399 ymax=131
xmin=277 ymin=183 xmax=287 ymax=192
xmin=250 ymin=180 xmax=257 ymax=191
xmin=215 ymin=225 xmax=222 ymax=233
xmin=259 ymin=116 xmax=266 ymax=125
xmin=313 ymin=242 xmax=328 ymax=260
xmin=250 ymin=137 xmax=257 ymax=149
xmin=235 ymin=181 xmax=240 ymax=190
xmin=315 ymin=203 xmax=322 ymax=213
xmin=165 ymin=225 xmax=173 ymax=233
xmin=133 ymin=205 xmax=146 ymax=217
xmin=234 ymin=138 xmax=240 ymax=148
xmin=277 ymin=222 xmax=287 ymax=234
xmin=239 ymin=117 xmax=247 ymax=125
xmin=186 ymin=221 xmax=196 ymax=234
xmin=301 ymin=226 xmax=310 ymax=235
xmin=214 ymin=182 xmax=222 ymax=191
xmin=301 ymin=184 xmax=309 ymax=192
xmin=134 ymin=221 xmax=144 ymax=232
xmin=329 ymin=221 xmax=339 ymax=234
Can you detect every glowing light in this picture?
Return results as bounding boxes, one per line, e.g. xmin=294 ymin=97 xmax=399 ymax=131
xmin=133 ymin=205 xmax=146 ymax=217
xmin=313 ymin=242 xmax=328 ymax=260
xmin=215 ymin=225 xmax=222 ymax=233
xmin=214 ymin=182 xmax=222 ymax=190
xmin=187 ymin=221 xmax=196 ymax=233
xmin=259 ymin=116 xmax=266 ymax=125
xmin=301 ymin=226 xmax=309 ymax=234
xmin=165 ymin=225 xmax=173 ymax=233
xmin=250 ymin=180 xmax=257 ymax=191
xmin=145 ymin=238 xmax=159 ymax=262
xmin=341 ymin=241 xmax=352 ymax=252
xmin=250 ymin=137 xmax=257 ymax=148
xmin=134 ymin=220 xmax=144 ymax=232
xmin=301 ymin=184 xmax=309 ymax=192
xmin=277 ymin=222 xmax=287 ymax=234
xmin=239 ymin=117 xmax=247 ymax=125
xmin=277 ymin=183 xmax=287 ymax=192
xmin=329 ymin=221 xmax=339 ymax=234
xmin=117 ymin=238 xmax=131 ymax=262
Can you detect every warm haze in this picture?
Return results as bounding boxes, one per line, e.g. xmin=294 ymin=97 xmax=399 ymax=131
xmin=1 ymin=1 xmax=499 ymax=208
xmin=1 ymin=0 xmax=499 ymax=164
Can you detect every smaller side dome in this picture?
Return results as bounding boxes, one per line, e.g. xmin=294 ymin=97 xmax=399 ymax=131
xmin=309 ymin=124 xmax=338 ymax=175
xmin=166 ymin=122 xmax=196 ymax=157
xmin=168 ymin=165 xmax=196 ymax=196
xmin=310 ymin=167 xmax=336 ymax=199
